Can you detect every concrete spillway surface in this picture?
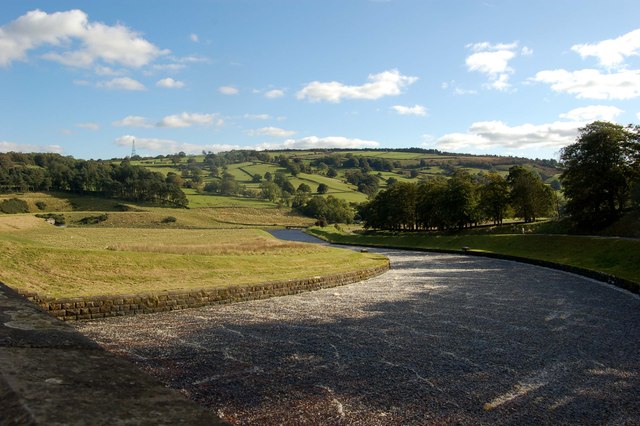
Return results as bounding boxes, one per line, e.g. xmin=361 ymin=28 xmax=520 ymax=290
xmin=75 ymin=245 xmax=640 ymax=425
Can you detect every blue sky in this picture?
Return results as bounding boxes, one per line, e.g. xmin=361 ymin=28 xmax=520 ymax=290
xmin=1 ymin=0 xmax=639 ymax=160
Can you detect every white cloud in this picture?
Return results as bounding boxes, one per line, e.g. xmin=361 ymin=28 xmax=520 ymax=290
xmin=247 ymin=127 xmax=297 ymax=137
xmin=465 ymin=41 xmax=527 ymax=91
xmin=454 ymin=87 xmax=478 ymax=96
xmin=115 ymin=135 xmax=241 ymax=155
xmin=265 ymin=89 xmax=285 ymax=99
xmin=115 ymin=134 xmax=380 ymax=154
xmin=156 ymin=77 xmax=185 ymax=89
xmin=256 ymin=136 xmax=380 ymax=150
xmin=175 ymin=54 xmax=209 ymax=64
xmin=443 ymin=80 xmax=477 ymax=95
xmin=0 ymin=140 xmax=63 ymax=153
xmin=436 ymin=119 xmax=584 ymax=152
xmin=95 ymin=65 xmax=122 ymax=76
xmin=0 ymin=9 xmax=167 ymax=68
xmin=190 ymin=33 xmax=199 ymax=43
xmin=112 ymin=115 xmax=153 ymax=128
xmin=244 ymin=113 xmax=272 ymax=120
xmin=97 ymin=77 xmax=146 ymax=91
xmin=157 ymin=112 xmax=223 ymax=128
xmin=297 ymin=69 xmax=418 ymax=102
xmin=637 ymin=112 xmax=640 ymax=121
xmin=559 ymin=105 xmax=624 ymax=122
xmin=391 ymin=104 xmax=428 ymax=116
xmin=152 ymin=63 xmax=186 ymax=72
xmin=76 ymin=122 xmax=100 ymax=130
xmin=218 ymin=85 xmax=239 ymax=95
xmin=572 ymin=28 xmax=640 ymax=69
xmin=532 ymin=68 xmax=640 ymax=100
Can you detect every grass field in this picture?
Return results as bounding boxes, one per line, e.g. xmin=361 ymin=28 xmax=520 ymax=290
xmin=0 ymin=219 xmax=385 ymax=298
xmin=308 ymin=226 xmax=640 ymax=288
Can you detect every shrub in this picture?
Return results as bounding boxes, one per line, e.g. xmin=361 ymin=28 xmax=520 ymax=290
xmin=0 ymin=198 xmax=29 ymax=214
xmin=77 ymin=213 xmax=109 ymax=225
xmin=35 ymin=201 xmax=47 ymax=211
xmin=35 ymin=213 xmax=66 ymax=226
xmin=161 ymin=216 xmax=177 ymax=223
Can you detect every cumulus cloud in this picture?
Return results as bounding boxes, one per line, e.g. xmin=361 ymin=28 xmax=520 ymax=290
xmin=391 ymin=104 xmax=427 ymax=116
xmin=247 ymin=127 xmax=296 ymax=137
xmin=559 ymin=105 xmax=624 ymax=121
xmin=76 ymin=122 xmax=100 ymax=130
xmin=532 ymin=68 xmax=640 ymax=100
xmin=156 ymin=77 xmax=185 ymax=88
xmin=572 ymin=28 xmax=640 ymax=69
xmin=265 ymin=89 xmax=285 ymax=98
xmin=0 ymin=141 xmax=63 ymax=153
xmin=115 ymin=135 xmax=241 ymax=155
xmin=0 ymin=9 xmax=167 ymax=68
xmin=297 ymin=69 xmax=418 ymax=102
xmin=256 ymin=136 xmax=380 ymax=150
xmin=465 ymin=41 xmax=527 ymax=91
xmin=218 ymin=85 xmax=239 ymax=95
xmin=112 ymin=115 xmax=153 ymax=128
xmin=190 ymin=33 xmax=199 ymax=43
xmin=436 ymin=120 xmax=581 ymax=152
xmin=157 ymin=112 xmax=223 ymax=128
xmin=97 ymin=77 xmax=146 ymax=91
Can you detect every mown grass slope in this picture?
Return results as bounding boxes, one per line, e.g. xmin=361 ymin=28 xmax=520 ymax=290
xmin=0 ymin=218 xmax=386 ymax=298
xmin=309 ymin=226 xmax=640 ymax=287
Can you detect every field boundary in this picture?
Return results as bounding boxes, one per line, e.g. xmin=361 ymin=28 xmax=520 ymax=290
xmin=19 ymin=263 xmax=390 ymax=321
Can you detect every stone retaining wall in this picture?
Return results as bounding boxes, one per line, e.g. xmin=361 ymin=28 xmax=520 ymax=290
xmin=19 ymin=263 xmax=390 ymax=321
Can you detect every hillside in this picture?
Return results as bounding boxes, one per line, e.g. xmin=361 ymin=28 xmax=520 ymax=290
xmin=130 ymin=148 xmax=562 ymax=209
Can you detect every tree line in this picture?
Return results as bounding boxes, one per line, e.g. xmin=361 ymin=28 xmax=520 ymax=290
xmin=361 ymin=167 xmax=555 ymax=231
xmin=0 ymin=153 xmax=187 ymax=207
xmin=361 ymin=121 xmax=640 ymax=232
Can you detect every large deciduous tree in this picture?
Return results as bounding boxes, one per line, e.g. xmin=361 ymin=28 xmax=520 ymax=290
xmin=507 ymin=166 xmax=554 ymax=223
xmin=560 ymin=121 xmax=640 ymax=228
xmin=478 ymin=172 xmax=510 ymax=225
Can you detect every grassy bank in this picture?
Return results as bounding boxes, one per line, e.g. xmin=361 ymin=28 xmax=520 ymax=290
xmin=308 ymin=226 xmax=640 ymax=288
xmin=0 ymin=220 xmax=386 ymax=298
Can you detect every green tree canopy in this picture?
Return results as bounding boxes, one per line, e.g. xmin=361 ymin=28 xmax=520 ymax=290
xmin=507 ymin=166 xmax=554 ymax=223
xmin=560 ymin=121 xmax=640 ymax=228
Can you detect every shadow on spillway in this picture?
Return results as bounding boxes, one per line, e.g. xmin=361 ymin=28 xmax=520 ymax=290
xmin=75 ymin=249 xmax=640 ymax=425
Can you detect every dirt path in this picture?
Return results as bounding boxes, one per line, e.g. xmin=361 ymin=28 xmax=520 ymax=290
xmin=75 ymin=249 xmax=640 ymax=425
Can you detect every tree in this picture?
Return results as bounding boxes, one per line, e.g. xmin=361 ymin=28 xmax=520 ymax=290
xmin=297 ymin=183 xmax=312 ymax=193
xmin=443 ymin=170 xmax=479 ymax=230
xmin=220 ymin=173 xmax=240 ymax=195
xmin=260 ymin=181 xmax=281 ymax=202
xmin=301 ymin=195 xmax=354 ymax=224
xmin=478 ymin=172 xmax=509 ymax=225
xmin=507 ymin=166 xmax=554 ymax=223
xmin=416 ymin=177 xmax=448 ymax=230
xmin=317 ymin=183 xmax=329 ymax=194
xmin=560 ymin=121 xmax=640 ymax=228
